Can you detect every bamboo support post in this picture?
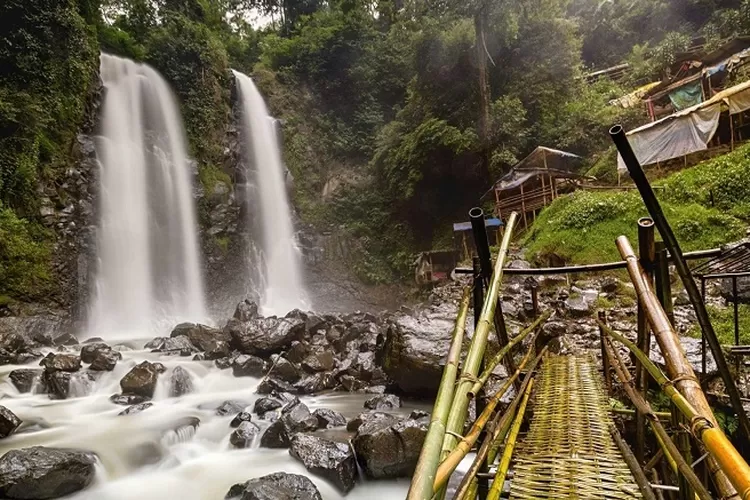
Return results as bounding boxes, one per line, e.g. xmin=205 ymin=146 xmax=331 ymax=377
xmin=616 ymin=235 xmax=741 ymax=499
xmin=611 ymin=125 xmax=750 ymax=446
xmin=673 ymin=401 xmax=694 ymax=500
xmin=612 ymin=427 xmax=659 ymax=500
xmin=603 ymin=336 xmax=713 ymax=500
xmin=437 ymin=213 xmax=518 ymax=498
xmin=407 ymin=289 xmax=472 ymax=500
xmin=598 ymin=310 xmax=612 ymax=394
xmin=486 ymin=378 xmax=535 ymax=500
xmin=654 ymin=241 xmax=674 ymax=326
xmin=601 ymin=323 xmax=750 ymax=499
xmin=636 ymin=217 xmax=655 ymax=464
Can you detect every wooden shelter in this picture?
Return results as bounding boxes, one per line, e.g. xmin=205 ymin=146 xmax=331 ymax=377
xmin=485 ymin=147 xmax=583 ymax=229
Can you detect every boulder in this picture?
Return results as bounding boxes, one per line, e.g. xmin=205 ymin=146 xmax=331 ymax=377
xmin=40 ymin=354 xmax=81 ymax=373
xmin=226 ymin=317 xmax=305 ymax=355
xmin=233 ymin=300 xmax=259 ymax=322
xmin=158 ymin=336 xmax=196 ymax=355
xmin=294 ymin=372 xmax=337 ymax=394
xmin=216 ymin=400 xmax=248 ymax=417
xmin=89 ymin=350 xmax=119 ymax=371
xmin=230 ymin=421 xmax=261 ymax=448
xmin=80 ymin=343 xmax=113 ymax=364
xmin=289 ymin=434 xmax=357 ymax=493
xmin=110 ymin=394 xmax=149 ymax=406
xmin=52 ymin=333 xmax=78 ymax=347
xmin=230 ymin=412 xmax=253 ymax=428
xmin=565 ymin=295 xmax=593 ymax=318
xmin=204 ymin=340 xmax=230 ymax=360
xmin=352 ymin=412 xmax=429 ymax=479
xmin=382 ymin=312 xmax=460 ymax=395
xmin=43 ymin=371 xmax=72 ymax=400
xmin=253 ymin=393 xmax=299 ymax=416
xmin=259 ymin=401 xmax=318 ymax=448
xmin=120 ymin=361 xmax=160 ymax=398
xmin=215 ymin=356 xmax=235 ymax=370
xmin=312 ymin=408 xmax=347 ymax=429
xmin=169 ymin=366 xmax=194 ymax=397
xmin=285 ymin=342 xmax=310 ymax=365
xmin=118 ymin=402 xmax=154 ymax=416
xmin=232 ymin=354 xmax=266 ymax=377
xmin=347 ymin=411 xmax=394 ymax=433
xmin=364 ymin=394 xmax=402 ymax=411
xmin=144 ymin=337 xmax=167 ymax=350
xmin=0 ymin=406 xmax=21 ymax=438
xmin=170 ymin=323 xmax=229 ymax=352
xmin=225 ymin=472 xmax=321 ymax=500
xmin=9 ymin=369 xmax=39 ymax=393
xmin=305 ymin=313 xmax=328 ymax=334
xmin=267 ymin=355 xmax=300 ymax=383
xmin=0 ymin=447 xmax=97 ymax=499
xmin=301 ymin=351 xmax=335 ymax=373
xmin=256 ymin=377 xmax=296 ymax=395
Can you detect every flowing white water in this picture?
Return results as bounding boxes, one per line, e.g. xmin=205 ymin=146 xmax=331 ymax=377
xmin=89 ymin=54 xmax=207 ymax=339
xmin=232 ymin=70 xmax=308 ymax=316
xmin=0 ymin=348 xmax=412 ymax=499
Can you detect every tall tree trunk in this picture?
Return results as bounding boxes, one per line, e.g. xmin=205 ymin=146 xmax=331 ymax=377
xmin=475 ymin=3 xmax=491 ymax=183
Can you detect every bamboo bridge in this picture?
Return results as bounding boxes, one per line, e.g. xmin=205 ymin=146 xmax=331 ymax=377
xmin=406 ymin=127 xmax=750 ymax=500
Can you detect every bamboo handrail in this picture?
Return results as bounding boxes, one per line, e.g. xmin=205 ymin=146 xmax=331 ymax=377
xmin=436 ymin=342 xmax=541 ymax=495
xmin=448 ymin=346 xmax=547 ymax=500
xmin=601 ymin=323 xmax=750 ymax=499
xmin=407 ymin=288 xmax=472 ymax=500
xmin=603 ymin=335 xmax=712 ymax=500
xmin=438 ymin=213 xmax=519 ymax=474
xmin=616 ymin=235 xmax=741 ymax=499
xmin=486 ymin=378 xmax=535 ymax=500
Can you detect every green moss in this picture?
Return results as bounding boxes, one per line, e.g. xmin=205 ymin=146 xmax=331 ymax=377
xmin=198 ymin=163 xmax=231 ymax=195
xmin=214 ymin=235 xmax=230 ymax=254
xmin=0 ymin=206 xmax=53 ymax=300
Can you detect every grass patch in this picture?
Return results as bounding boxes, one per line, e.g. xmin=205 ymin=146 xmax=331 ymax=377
xmin=687 ymin=303 xmax=750 ymax=345
xmin=525 ymin=144 xmax=750 ymax=265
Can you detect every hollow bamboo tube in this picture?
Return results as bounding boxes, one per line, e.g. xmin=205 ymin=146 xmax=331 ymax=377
xmin=602 ymin=323 xmax=750 ymax=500
xmin=449 ymin=347 xmax=546 ymax=500
xmin=616 ymin=235 xmax=739 ymax=499
xmin=407 ymin=288 xmax=472 ymax=500
xmin=486 ymin=378 xmax=535 ymax=500
xmin=612 ymin=427 xmax=659 ymax=500
xmin=603 ymin=337 xmax=713 ymax=500
xmin=437 ymin=342 xmax=541 ymax=495
xmin=438 ymin=213 xmax=518 ymax=467
xmin=468 ymin=310 xmax=550 ymax=399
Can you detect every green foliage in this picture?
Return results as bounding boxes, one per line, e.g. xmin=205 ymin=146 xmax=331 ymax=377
xmin=689 ymin=303 xmax=750 ymax=345
xmin=0 ymin=206 xmax=53 ymax=300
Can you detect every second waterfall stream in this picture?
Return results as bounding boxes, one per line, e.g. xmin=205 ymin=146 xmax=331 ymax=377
xmin=232 ymin=70 xmax=308 ymax=315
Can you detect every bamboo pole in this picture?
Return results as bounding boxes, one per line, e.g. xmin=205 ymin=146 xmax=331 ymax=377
xmin=603 ymin=336 xmax=713 ymax=500
xmin=601 ymin=323 xmax=750 ymax=499
xmin=407 ymin=288 xmax=472 ymax=500
xmin=438 ymin=213 xmax=518 ymax=474
xmin=616 ymin=235 xmax=740 ymax=499
xmin=486 ymin=378 xmax=535 ymax=500
xmin=468 ymin=311 xmax=550 ymax=399
xmin=448 ymin=347 xmax=546 ymax=499
xmin=612 ymin=427 xmax=659 ymax=500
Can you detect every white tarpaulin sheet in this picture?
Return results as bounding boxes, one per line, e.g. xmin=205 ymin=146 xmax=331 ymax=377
xmin=727 ymin=86 xmax=750 ymax=114
xmin=617 ymin=104 xmax=721 ymax=172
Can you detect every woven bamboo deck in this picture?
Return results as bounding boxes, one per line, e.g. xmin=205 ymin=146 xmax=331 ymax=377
xmin=508 ymin=354 xmax=643 ymax=499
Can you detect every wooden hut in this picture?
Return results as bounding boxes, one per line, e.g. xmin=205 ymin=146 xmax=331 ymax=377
xmin=485 ymin=147 xmax=583 ymax=229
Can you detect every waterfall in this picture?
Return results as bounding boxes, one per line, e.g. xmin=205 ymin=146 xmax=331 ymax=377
xmin=89 ymin=53 xmax=207 ymax=338
xmin=232 ymin=70 xmax=308 ymax=315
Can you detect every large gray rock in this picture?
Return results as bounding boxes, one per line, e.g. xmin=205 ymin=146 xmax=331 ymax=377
xmin=118 ymin=402 xmax=154 ymax=416
xmin=233 ymin=300 xmax=259 ymax=322
xmin=232 ymin=354 xmax=266 ymax=377
xmin=302 ymin=351 xmax=335 ymax=373
xmin=382 ymin=310 xmax=458 ymax=395
xmin=230 ymin=412 xmax=253 ymax=428
xmin=204 ymin=340 xmax=230 ymax=360
xmin=225 ymin=472 xmax=321 ymax=500
xmin=120 ymin=361 xmax=160 ymax=398
xmin=364 ymin=394 xmax=401 ymax=411
xmin=159 ymin=336 xmax=196 ymax=355
xmin=9 ymin=369 xmax=39 ymax=393
xmin=565 ymin=295 xmax=593 ymax=318
xmin=215 ymin=400 xmax=248 ymax=417
xmin=0 ymin=446 xmax=97 ymax=499
xmin=256 ymin=377 xmax=296 ymax=395
xmin=260 ymin=401 xmax=318 ymax=448
xmin=169 ymin=366 xmax=194 ymax=397
xmin=90 ymin=350 xmax=119 ymax=371
xmin=267 ymin=355 xmax=300 ymax=383
xmin=170 ymin=323 xmax=229 ymax=352
xmin=312 ymin=408 xmax=347 ymax=429
xmin=352 ymin=412 xmax=429 ymax=479
xmin=230 ymin=421 xmax=261 ymax=448
xmin=226 ymin=317 xmax=305 ymax=355
xmin=40 ymin=354 xmax=81 ymax=373
xmin=80 ymin=343 xmax=114 ymax=364
xmin=0 ymin=406 xmax=21 ymax=438
xmin=294 ymin=372 xmax=336 ymax=394
xmin=289 ymin=434 xmax=357 ymax=493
